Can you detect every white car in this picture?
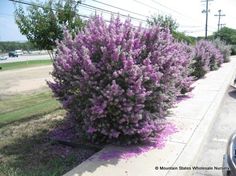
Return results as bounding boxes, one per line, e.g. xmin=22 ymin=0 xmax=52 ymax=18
xmin=0 ymin=55 xmax=7 ymax=60
xmin=15 ymin=50 xmax=24 ymax=55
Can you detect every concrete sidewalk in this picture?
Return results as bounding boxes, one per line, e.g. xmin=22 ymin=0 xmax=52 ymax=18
xmin=64 ymin=57 xmax=236 ymax=176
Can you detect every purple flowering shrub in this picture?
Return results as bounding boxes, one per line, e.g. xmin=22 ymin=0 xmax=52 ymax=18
xmin=192 ymin=40 xmax=223 ymax=78
xmin=175 ymin=43 xmax=194 ymax=94
xmin=212 ymin=38 xmax=231 ymax=63
xmin=48 ymin=16 xmax=192 ymax=145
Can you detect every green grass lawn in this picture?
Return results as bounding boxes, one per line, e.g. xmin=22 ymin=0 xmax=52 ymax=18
xmin=0 ymin=91 xmax=96 ymax=176
xmin=0 ymin=90 xmax=61 ymax=126
xmin=0 ymin=109 xmax=83 ymax=176
xmin=0 ymin=59 xmax=52 ymax=71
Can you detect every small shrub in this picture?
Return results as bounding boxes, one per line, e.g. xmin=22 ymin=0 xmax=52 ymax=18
xmin=191 ymin=40 xmax=223 ymax=79
xmin=49 ymin=16 xmax=193 ymax=145
xmin=212 ymin=38 xmax=231 ymax=62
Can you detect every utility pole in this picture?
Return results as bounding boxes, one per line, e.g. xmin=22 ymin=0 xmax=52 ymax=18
xmin=202 ymin=0 xmax=213 ymax=39
xmin=214 ymin=9 xmax=226 ymax=31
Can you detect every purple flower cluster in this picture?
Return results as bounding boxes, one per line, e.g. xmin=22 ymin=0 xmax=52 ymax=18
xmin=192 ymin=40 xmax=223 ymax=78
xmin=48 ymin=16 xmax=193 ymax=145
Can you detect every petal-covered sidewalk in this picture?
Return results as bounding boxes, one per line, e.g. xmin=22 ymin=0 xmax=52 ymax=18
xmin=64 ymin=56 xmax=236 ymax=176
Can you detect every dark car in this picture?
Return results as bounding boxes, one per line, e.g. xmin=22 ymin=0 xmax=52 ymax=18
xmin=223 ymin=132 xmax=236 ymax=176
xmin=8 ymin=51 xmax=18 ymax=57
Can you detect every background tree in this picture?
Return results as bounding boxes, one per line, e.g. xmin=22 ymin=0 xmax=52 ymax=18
xmin=213 ymin=27 xmax=236 ymax=55
xmin=0 ymin=41 xmax=38 ymax=53
xmin=214 ymin=27 xmax=236 ymax=45
xmin=147 ymin=14 xmax=195 ymax=44
xmin=172 ymin=31 xmax=196 ymax=44
xmin=14 ymin=0 xmax=84 ymax=59
xmin=56 ymin=0 xmax=84 ymax=37
xmin=147 ymin=14 xmax=178 ymax=32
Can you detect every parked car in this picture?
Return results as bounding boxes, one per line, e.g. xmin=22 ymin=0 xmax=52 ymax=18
xmin=8 ymin=51 xmax=18 ymax=57
xmin=0 ymin=55 xmax=7 ymax=60
xmin=223 ymin=132 xmax=236 ymax=176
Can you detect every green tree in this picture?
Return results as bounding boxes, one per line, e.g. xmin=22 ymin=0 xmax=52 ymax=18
xmin=147 ymin=14 xmax=178 ymax=32
xmin=14 ymin=0 xmax=84 ymax=59
xmin=172 ymin=31 xmax=196 ymax=44
xmin=214 ymin=27 xmax=236 ymax=45
xmin=0 ymin=41 xmax=38 ymax=53
xmin=147 ymin=14 xmax=195 ymax=44
xmin=56 ymin=0 xmax=84 ymax=36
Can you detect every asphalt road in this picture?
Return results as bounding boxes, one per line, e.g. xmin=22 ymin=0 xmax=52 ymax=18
xmin=0 ymin=54 xmax=50 ymax=63
xmin=192 ymin=87 xmax=236 ymax=176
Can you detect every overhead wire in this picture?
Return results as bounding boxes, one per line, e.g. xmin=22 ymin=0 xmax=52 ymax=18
xmin=133 ymin=0 xmax=161 ymax=14
xmin=9 ymin=0 xmax=90 ymax=19
xmin=9 ymin=0 xmax=146 ymax=25
xmin=80 ymin=3 xmax=147 ymax=23
xmin=9 ymin=0 xmax=218 ymax=35
xmin=134 ymin=0 xmax=198 ymax=22
xmin=91 ymin=0 xmax=148 ymax=19
xmin=151 ymin=0 xmax=186 ymax=17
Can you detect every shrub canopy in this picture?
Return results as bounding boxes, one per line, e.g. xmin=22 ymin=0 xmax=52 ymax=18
xmin=212 ymin=38 xmax=231 ymax=62
xmin=191 ymin=40 xmax=223 ymax=78
xmin=48 ymin=16 xmax=194 ymax=145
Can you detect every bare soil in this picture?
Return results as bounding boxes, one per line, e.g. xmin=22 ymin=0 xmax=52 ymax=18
xmin=0 ymin=66 xmax=53 ymax=95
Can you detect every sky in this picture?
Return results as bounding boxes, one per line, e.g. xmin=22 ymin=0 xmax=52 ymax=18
xmin=0 ymin=0 xmax=236 ymax=41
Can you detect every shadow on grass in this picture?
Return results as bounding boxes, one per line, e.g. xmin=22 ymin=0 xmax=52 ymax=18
xmin=0 ymin=107 xmax=62 ymax=128
xmin=0 ymin=114 xmax=176 ymax=176
xmin=0 ymin=119 xmax=96 ymax=176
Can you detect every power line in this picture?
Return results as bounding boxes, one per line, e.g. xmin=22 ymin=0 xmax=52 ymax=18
xmin=80 ymin=3 xmax=147 ymax=23
xmin=9 ymin=0 xmax=218 ymax=35
xmin=91 ymin=0 xmax=148 ymax=19
xmin=137 ymin=0 xmax=200 ymax=22
xmin=9 ymin=0 xmax=147 ymax=26
xmin=86 ymin=0 xmax=214 ymax=34
xmin=134 ymin=0 xmax=205 ymax=30
xmin=9 ymin=0 xmax=90 ymax=19
xmin=9 ymin=0 xmax=42 ymax=8
xmin=133 ymin=0 xmax=161 ymax=14
xmin=80 ymin=6 xmax=143 ymax=27
xmin=80 ymin=5 xmax=116 ymax=20
xmin=151 ymin=0 xmax=186 ymax=17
